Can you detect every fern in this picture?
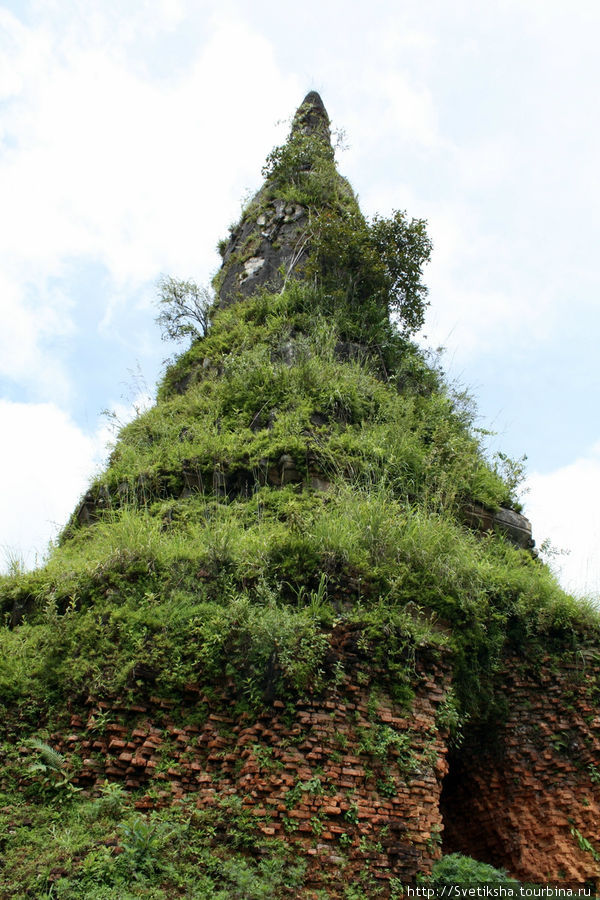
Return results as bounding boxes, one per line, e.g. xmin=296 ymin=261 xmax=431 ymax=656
xmin=26 ymin=738 xmax=65 ymax=773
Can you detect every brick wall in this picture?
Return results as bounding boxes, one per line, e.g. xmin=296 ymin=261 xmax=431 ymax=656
xmin=24 ymin=633 xmax=451 ymax=893
xmin=13 ymin=638 xmax=600 ymax=891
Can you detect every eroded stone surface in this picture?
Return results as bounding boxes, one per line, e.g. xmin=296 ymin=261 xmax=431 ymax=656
xmin=463 ymin=503 xmax=534 ymax=550
xmin=215 ymin=91 xmax=353 ymax=306
xmin=218 ymin=198 xmax=310 ymax=304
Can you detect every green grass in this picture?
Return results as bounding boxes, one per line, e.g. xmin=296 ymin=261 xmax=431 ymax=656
xmin=2 ymin=280 xmax=597 ymax=720
xmin=0 ymin=790 xmax=307 ymax=899
xmin=67 ymin=285 xmax=517 ymax=526
xmin=5 ymin=277 xmax=578 ymax=727
xmin=428 ymin=853 xmax=518 ymax=887
xmin=1 ymin=479 xmax=595 ymax=727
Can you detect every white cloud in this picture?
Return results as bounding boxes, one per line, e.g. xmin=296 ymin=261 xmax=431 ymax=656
xmin=0 ymin=390 xmax=155 ymax=573
xmin=0 ymin=5 xmax=299 ymax=401
xmin=417 ymin=207 xmax=546 ymax=357
xmin=377 ymin=72 xmax=441 ymax=150
xmin=525 ymin=446 xmax=600 ymax=600
xmin=334 ymin=2 xmax=600 ymax=371
xmin=0 ymin=400 xmax=105 ymax=570
xmin=0 ymin=270 xmax=74 ymax=402
xmin=0 ymin=4 xmax=303 ymax=567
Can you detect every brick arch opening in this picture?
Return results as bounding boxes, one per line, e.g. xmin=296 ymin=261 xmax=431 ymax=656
xmin=437 ymin=656 xmax=600 ymax=886
xmin=439 ymin=750 xmax=513 ymax=873
xmin=440 ymin=748 xmax=600 ymax=888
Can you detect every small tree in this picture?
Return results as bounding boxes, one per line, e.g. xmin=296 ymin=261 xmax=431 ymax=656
xmin=370 ymin=210 xmax=432 ymax=335
xmin=307 ymin=208 xmax=433 ymax=339
xmin=156 ymin=276 xmax=213 ymax=342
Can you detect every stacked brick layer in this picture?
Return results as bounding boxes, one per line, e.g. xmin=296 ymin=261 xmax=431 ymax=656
xmin=13 ymin=635 xmax=451 ymax=892
xmin=9 ymin=643 xmax=600 ymax=891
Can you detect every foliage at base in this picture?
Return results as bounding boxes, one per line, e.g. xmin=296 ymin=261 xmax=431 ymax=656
xmin=429 ymin=853 xmax=518 ymax=887
xmin=0 ymin=789 xmax=307 ymax=899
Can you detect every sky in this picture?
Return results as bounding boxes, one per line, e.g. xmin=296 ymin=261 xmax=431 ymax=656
xmin=1 ymin=0 xmax=599 ymax=597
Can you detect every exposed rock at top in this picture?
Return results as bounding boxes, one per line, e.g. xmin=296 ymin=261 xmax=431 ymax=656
xmin=216 ymin=196 xmax=310 ymax=306
xmin=215 ymin=92 xmax=354 ymax=306
xmin=290 ymin=90 xmax=331 ymax=140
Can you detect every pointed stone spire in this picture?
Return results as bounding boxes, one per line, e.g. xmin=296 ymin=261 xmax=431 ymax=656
xmin=214 ymin=92 xmax=352 ymax=306
xmin=291 ymin=91 xmax=331 ymax=142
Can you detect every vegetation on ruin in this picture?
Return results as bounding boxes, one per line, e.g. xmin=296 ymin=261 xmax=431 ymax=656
xmin=1 ymin=93 xmax=599 ymax=896
xmin=1 ymin=276 xmax=595 ymax=729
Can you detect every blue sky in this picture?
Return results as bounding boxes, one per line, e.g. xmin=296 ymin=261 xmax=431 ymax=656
xmin=1 ymin=0 xmax=599 ymax=596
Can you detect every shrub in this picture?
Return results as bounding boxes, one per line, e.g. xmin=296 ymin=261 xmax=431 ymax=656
xmin=430 ymin=853 xmax=519 ymax=886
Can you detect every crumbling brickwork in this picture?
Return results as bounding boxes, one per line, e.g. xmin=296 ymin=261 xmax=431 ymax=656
xmin=441 ymin=654 xmax=600 ymax=884
xmin=10 ymin=638 xmax=600 ymax=892
xmin=15 ymin=634 xmax=451 ymax=893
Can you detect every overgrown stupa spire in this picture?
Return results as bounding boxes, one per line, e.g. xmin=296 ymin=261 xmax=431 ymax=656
xmin=290 ymin=90 xmax=331 ymax=141
xmin=215 ymin=91 xmax=353 ymax=306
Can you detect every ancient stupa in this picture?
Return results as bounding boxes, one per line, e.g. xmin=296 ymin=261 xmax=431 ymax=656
xmin=1 ymin=92 xmax=600 ymax=897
